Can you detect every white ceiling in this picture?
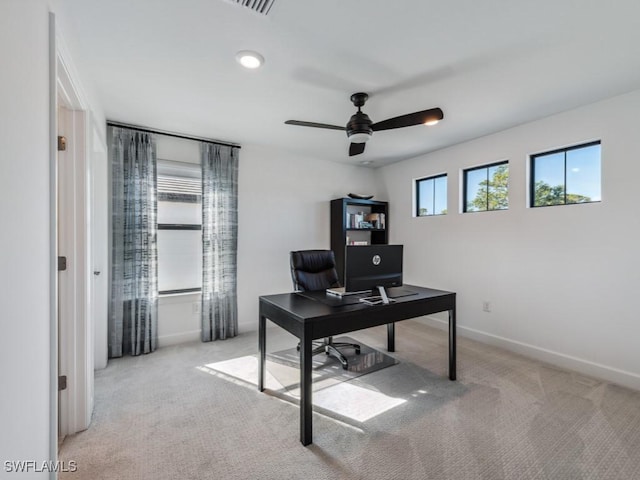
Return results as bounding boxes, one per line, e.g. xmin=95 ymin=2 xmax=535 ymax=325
xmin=57 ymin=0 xmax=640 ymax=167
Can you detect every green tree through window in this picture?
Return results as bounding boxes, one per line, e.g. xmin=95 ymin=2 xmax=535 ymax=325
xmin=471 ymin=164 xmax=509 ymax=211
xmin=533 ymin=181 xmax=591 ymax=206
xmin=464 ymin=162 xmax=508 ymax=212
xmin=531 ymin=141 xmax=600 ymax=207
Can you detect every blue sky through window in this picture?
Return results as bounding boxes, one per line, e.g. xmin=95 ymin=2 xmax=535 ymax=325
xmin=532 ymin=142 xmax=600 ymax=205
xmin=533 ymin=152 xmax=565 ymax=205
xmin=417 ymin=175 xmax=447 ymax=215
xmin=434 ymin=176 xmax=447 ymax=214
xmin=465 ymin=168 xmax=486 ymax=212
xmin=566 ymin=144 xmax=601 ymax=201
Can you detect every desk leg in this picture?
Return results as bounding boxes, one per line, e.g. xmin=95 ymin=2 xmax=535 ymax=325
xmin=300 ymin=327 xmax=313 ymax=446
xmin=387 ymin=323 xmax=395 ymax=352
xmin=258 ymin=314 xmax=266 ymax=392
xmin=449 ymin=308 xmax=456 ymax=381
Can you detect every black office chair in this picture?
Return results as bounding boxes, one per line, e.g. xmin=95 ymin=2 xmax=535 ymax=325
xmin=290 ymin=250 xmax=361 ymax=369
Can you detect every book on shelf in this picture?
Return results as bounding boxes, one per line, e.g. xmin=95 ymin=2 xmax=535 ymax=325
xmin=346 ymin=212 xmax=366 ymax=228
xmin=348 ymin=240 xmax=369 ymax=245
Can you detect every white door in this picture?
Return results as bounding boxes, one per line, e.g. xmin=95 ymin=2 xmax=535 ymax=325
xmin=57 ymin=102 xmax=93 ymax=437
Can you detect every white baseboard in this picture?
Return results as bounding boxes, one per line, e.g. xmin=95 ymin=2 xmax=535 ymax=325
xmin=417 ymin=316 xmax=640 ymax=391
xmin=158 ymin=330 xmax=201 ymax=347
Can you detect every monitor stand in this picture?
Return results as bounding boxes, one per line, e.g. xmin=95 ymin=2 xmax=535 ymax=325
xmin=358 ymin=286 xmax=396 ymax=306
xmin=377 ymin=286 xmax=390 ymax=305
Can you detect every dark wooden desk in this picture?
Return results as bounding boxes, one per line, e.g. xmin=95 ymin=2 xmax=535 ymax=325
xmin=258 ymin=285 xmax=456 ymax=446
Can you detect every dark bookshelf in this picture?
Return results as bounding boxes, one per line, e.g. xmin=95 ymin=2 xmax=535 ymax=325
xmin=330 ymin=197 xmax=389 ymax=284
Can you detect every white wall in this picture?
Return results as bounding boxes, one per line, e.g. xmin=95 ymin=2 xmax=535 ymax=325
xmin=376 ymin=89 xmax=640 ymax=390
xmin=237 ymin=145 xmax=378 ymax=332
xmin=0 ymin=0 xmax=53 ymax=472
xmin=157 ymin=293 xmax=201 ymax=346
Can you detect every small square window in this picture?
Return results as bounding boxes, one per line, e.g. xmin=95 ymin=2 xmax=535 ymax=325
xmin=416 ymin=174 xmax=447 ymax=216
xmin=463 ymin=161 xmax=509 ymax=212
xmin=530 ymin=141 xmax=601 ymax=207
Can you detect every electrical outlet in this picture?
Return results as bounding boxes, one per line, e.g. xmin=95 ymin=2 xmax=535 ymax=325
xmin=192 ymin=303 xmax=200 ymax=314
xmin=482 ymin=301 xmax=491 ymax=313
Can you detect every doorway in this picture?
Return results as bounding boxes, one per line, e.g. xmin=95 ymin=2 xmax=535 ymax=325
xmin=55 ymin=42 xmax=107 ymax=444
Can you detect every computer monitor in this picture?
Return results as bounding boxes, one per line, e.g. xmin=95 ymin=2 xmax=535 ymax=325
xmin=344 ymin=244 xmax=403 ymax=302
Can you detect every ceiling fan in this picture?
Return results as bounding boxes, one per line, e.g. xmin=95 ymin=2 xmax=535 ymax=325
xmin=285 ymin=92 xmax=444 ymax=156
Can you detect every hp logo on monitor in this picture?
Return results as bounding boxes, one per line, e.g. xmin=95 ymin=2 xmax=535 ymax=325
xmin=372 ymin=255 xmax=381 ymax=266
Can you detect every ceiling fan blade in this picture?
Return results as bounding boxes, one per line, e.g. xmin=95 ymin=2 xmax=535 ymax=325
xmin=349 ymin=142 xmax=366 ymax=156
xmin=371 ymin=107 xmax=444 ymax=132
xmin=285 ymin=120 xmax=346 ymax=131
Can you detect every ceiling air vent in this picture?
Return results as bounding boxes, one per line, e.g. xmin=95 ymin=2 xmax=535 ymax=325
xmin=227 ymin=0 xmax=276 ymax=16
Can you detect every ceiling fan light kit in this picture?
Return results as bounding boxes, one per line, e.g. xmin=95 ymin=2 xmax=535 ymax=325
xmin=346 ymin=93 xmax=373 ymax=144
xmin=285 ymin=92 xmax=444 ymax=156
xmin=348 ymin=132 xmax=371 ymax=143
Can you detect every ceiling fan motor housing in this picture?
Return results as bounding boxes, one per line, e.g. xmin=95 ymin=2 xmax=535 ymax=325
xmin=346 ymin=111 xmax=373 ymax=143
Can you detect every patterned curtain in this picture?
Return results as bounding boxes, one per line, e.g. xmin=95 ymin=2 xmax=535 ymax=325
xmin=109 ymin=126 xmax=158 ymax=357
xmin=201 ymin=142 xmax=239 ymax=341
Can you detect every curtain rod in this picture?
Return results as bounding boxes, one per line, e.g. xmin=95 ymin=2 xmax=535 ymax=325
xmin=106 ymin=120 xmax=241 ymax=149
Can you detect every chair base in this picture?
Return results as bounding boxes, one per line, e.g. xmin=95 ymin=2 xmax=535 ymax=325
xmin=297 ymin=337 xmax=361 ymax=369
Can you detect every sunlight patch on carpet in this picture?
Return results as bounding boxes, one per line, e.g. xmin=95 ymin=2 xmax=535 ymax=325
xmin=198 ymin=353 xmax=406 ymax=423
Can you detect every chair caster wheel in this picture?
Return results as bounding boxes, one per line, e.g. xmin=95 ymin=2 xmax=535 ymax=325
xmin=355 ymin=347 xmax=361 ymax=354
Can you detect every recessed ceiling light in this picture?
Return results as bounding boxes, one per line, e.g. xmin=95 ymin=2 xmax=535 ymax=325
xmin=236 ymin=50 xmax=264 ymax=69
xmin=424 ymin=119 xmax=439 ymax=126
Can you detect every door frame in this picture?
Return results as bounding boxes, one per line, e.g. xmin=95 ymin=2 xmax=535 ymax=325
xmin=52 ymin=14 xmax=94 ymax=446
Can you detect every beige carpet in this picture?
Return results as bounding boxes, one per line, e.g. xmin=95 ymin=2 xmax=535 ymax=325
xmin=59 ymin=321 xmax=640 ymax=480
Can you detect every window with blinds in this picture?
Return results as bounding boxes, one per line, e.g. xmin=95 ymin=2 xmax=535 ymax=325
xmin=158 ymin=174 xmax=201 ymax=204
xmin=157 ymin=164 xmax=203 ymax=295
